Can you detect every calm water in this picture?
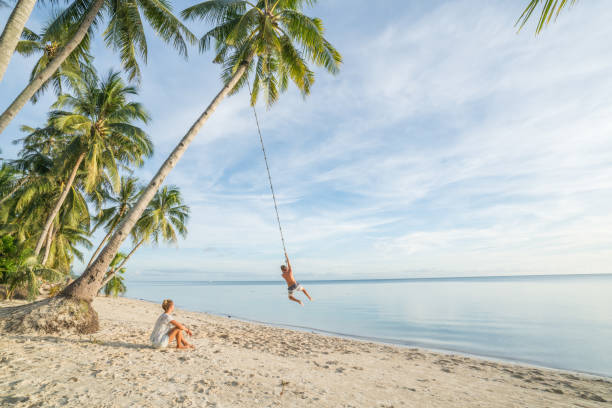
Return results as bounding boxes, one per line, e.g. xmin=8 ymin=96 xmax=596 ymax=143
xmin=125 ymin=274 xmax=612 ymax=377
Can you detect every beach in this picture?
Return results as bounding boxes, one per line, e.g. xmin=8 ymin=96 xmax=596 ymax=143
xmin=0 ymin=297 xmax=610 ymax=407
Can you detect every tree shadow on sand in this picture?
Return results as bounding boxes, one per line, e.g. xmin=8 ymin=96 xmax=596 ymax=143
xmin=6 ymin=334 xmax=153 ymax=350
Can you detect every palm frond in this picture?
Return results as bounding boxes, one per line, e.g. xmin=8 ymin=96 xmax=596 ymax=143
xmin=517 ymin=0 xmax=578 ymax=34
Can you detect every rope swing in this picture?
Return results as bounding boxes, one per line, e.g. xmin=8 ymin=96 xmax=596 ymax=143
xmin=247 ymin=82 xmax=288 ymax=256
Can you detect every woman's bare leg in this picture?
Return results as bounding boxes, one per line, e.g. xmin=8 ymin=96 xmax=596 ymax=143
xmin=176 ymin=330 xmax=189 ymax=349
xmin=167 ymin=327 xmax=181 ymax=345
xmin=165 ymin=328 xmax=194 ymax=350
xmin=180 ymin=333 xmax=195 ymax=349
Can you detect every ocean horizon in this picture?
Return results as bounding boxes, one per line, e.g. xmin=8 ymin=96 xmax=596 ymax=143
xmin=125 ymin=273 xmax=612 ymax=378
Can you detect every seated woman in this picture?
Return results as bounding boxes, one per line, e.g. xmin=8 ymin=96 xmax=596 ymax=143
xmin=150 ymin=299 xmax=195 ymax=350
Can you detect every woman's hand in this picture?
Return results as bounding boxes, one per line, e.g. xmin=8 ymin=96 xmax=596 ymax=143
xmin=186 ymin=328 xmax=193 ymax=336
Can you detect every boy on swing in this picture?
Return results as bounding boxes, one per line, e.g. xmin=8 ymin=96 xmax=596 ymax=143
xmin=281 ymin=252 xmax=312 ymax=305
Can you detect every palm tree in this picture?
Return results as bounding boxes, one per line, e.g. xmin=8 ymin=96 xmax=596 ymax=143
xmin=60 ymin=0 xmax=341 ymax=308
xmin=100 ymin=185 xmax=189 ymax=287
xmin=103 ymin=271 xmax=126 ymax=297
xmin=102 ymin=253 xmax=127 ymax=297
xmin=517 ymin=0 xmax=578 ymax=34
xmin=0 ymin=162 xmax=21 ymax=206
xmin=1 ymin=125 xmax=65 ymax=207
xmin=0 ymin=0 xmax=196 ymax=135
xmin=32 ymin=70 xmax=153 ymax=257
xmin=41 ymin=183 xmax=92 ymax=270
xmin=1 ymin=130 xmax=92 ymax=275
xmin=6 ymin=253 xmax=62 ymax=300
xmin=15 ymin=26 xmax=94 ymax=103
xmin=0 ymin=234 xmax=19 ymax=290
xmin=1 ymin=159 xmax=90 ymax=271
xmin=86 ymin=176 xmax=141 ymax=267
xmin=0 ymin=0 xmax=38 ymax=82
xmin=0 ymin=128 xmax=58 ymax=246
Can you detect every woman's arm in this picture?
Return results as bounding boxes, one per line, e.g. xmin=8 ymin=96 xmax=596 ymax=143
xmin=170 ymin=320 xmax=193 ymax=336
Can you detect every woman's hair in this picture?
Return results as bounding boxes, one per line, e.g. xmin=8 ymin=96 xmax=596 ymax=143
xmin=162 ymin=299 xmax=173 ymax=312
xmin=280 ymin=265 xmax=287 ymax=271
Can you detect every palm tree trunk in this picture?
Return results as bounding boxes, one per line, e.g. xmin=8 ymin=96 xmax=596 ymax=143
xmin=41 ymin=223 xmax=55 ymax=266
xmin=34 ymin=152 xmax=85 ymax=257
xmin=100 ymin=239 xmax=144 ymax=288
xmin=0 ymin=0 xmax=37 ymax=83
xmin=0 ymin=177 xmax=27 ymax=206
xmin=62 ymin=55 xmax=254 ymax=301
xmin=0 ymin=0 xmax=105 ymax=135
xmin=86 ymin=211 xmax=124 ymax=268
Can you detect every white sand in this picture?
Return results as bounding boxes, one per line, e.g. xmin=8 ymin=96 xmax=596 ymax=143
xmin=1 ymin=296 xmax=610 ymax=407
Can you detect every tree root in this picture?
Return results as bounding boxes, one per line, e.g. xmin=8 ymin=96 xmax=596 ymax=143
xmin=0 ymin=296 xmax=99 ymax=335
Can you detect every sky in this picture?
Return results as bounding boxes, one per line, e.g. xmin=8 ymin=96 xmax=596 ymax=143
xmin=1 ymin=0 xmax=612 ymax=281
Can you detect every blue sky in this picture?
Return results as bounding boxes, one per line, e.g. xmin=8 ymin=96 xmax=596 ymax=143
xmin=1 ymin=1 xmax=612 ymax=281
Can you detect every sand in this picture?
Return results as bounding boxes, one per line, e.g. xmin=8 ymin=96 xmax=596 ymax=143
xmin=0 ymin=297 xmax=610 ymax=407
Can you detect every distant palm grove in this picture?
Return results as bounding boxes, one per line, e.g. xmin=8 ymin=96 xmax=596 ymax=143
xmin=0 ymin=0 xmax=555 ymax=332
xmin=0 ymin=66 xmax=190 ymax=299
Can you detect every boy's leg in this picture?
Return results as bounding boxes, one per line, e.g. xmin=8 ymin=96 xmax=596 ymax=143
xmin=300 ymin=287 xmax=312 ymax=301
xmin=288 ymin=295 xmax=303 ymax=305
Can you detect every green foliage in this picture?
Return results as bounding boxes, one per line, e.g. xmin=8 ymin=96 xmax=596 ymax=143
xmin=103 ymin=252 xmax=127 ymax=297
xmin=517 ymin=0 xmax=579 ymax=34
xmin=50 ymin=70 xmax=153 ymax=193
xmin=103 ymin=274 xmax=126 ymax=297
xmin=182 ymin=0 xmax=342 ymax=107
xmin=92 ymin=176 xmax=142 ymax=236
xmin=1 ymin=122 xmax=90 ymax=273
xmin=0 ymin=235 xmax=19 ymax=285
xmin=1 ymin=68 xmax=153 ymax=280
xmin=15 ymin=25 xmax=95 ymax=103
xmin=5 ymin=252 xmax=62 ymax=300
xmin=44 ymin=0 xmax=197 ymax=82
xmin=137 ymin=185 xmax=190 ymax=245
xmin=0 ymin=163 xmax=20 ymax=199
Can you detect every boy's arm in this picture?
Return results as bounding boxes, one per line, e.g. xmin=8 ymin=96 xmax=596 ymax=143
xmin=285 ymin=251 xmax=292 ymax=272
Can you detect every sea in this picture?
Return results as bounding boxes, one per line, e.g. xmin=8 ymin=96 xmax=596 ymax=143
xmin=125 ymin=273 xmax=612 ymax=378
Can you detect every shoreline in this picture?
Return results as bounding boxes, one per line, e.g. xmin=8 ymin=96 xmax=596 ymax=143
xmin=128 ymin=294 xmax=611 ymax=380
xmin=1 ymin=296 xmax=611 ymax=407
xmin=127 ymin=272 xmax=612 ymax=285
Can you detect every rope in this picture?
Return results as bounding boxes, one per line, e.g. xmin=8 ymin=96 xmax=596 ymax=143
xmin=247 ymin=82 xmax=288 ymax=257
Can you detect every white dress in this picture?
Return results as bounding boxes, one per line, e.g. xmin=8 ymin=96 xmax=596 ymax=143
xmin=150 ymin=313 xmax=173 ymax=348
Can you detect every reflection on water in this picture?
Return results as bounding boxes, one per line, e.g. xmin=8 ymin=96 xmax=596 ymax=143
xmin=125 ymin=274 xmax=612 ymax=377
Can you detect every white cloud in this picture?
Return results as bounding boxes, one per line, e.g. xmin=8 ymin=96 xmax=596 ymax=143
xmin=4 ymin=0 xmax=612 ymax=280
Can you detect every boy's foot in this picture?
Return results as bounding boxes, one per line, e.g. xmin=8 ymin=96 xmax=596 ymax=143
xmin=298 ymin=300 xmax=304 ymax=306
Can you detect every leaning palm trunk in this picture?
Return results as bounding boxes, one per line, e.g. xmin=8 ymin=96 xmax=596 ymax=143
xmin=0 ymin=0 xmax=105 ymax=136
xmin=0 ymin=176 xmax=27 ymax=206
xmin=100 ymin=239 xmax=144 ymax=288
xmin=41 ymin=223 xmax=55 ymax=265
xmin=61 ymin=56 xmax=253 ymax=302
xmin=34 ymin=152 xmax=85 ymax=256
xmin=86 ymin=211 xmax=125 ymax=268
xmin=0 ymin=0 xmax=37 ymax=83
